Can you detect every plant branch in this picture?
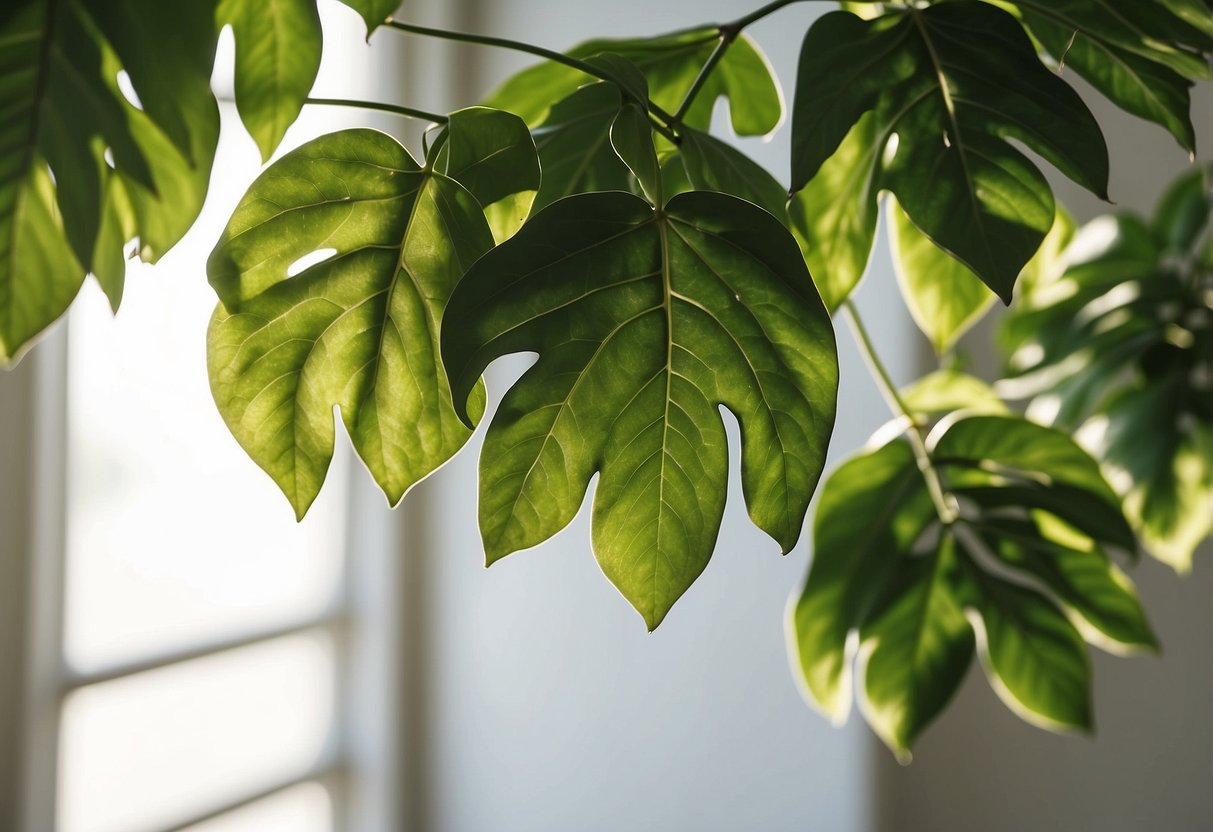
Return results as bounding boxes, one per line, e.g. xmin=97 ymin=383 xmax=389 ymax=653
xmin=306 ymin=97 xmax=448 ymax=124
xmin=842 ymin=300 xmax=958 ymax=525
xmin=671 ymin=0 xmax=807 ymax=127
xmin=384 ymin=18 xmax=678 ymax=126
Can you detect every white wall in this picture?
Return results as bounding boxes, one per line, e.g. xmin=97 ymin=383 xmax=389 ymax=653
xmin=394 ymin=2 xmax=917 ymax=830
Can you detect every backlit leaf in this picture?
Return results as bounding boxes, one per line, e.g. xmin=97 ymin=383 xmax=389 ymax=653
xmin=207 ymin=129 xmax=493 ymax=518
xmin=443 ymin=190 xmax=838 ymax=629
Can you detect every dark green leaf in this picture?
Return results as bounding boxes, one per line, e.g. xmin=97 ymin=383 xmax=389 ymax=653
xmin=435 ymin=106 xmax=540 ymax=243
xmin=219 ymin=0 xmax=322 ymax=162
xmin=530 ymin=83 xmax=631 ymax=212
xmin=791 ymin=3 xmax=1108 ymax=302
xmin=1153 ymin=164 xmax=1211 ymax=252
xmin=610 ymin=102 xmax=661 ymax=205
xmin=443 ymin=191 xmax=837 ymax=629
xmin=677 ymin=127 xmax=786 ymax=220
xmin=1019 ymin=6 xmax=1198 ymax=151
xmin=960 ymin=561 xmax=1093 ymax=732
xmin=974 ymin=516 xmax=1157 ymax=650
xmin=207 ymin=129 xmax=493 ymax=518
xmin=791 ymin=439 xmax=938 ymax=723
xmin=858 ymin=531 xmax=974 ymax=759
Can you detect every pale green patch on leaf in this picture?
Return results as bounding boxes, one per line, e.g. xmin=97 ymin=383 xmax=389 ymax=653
xmin=890 ymin=200 xmax=996 ymax=354
xmin=207 ymin=129 xmax=493 ymax=518
xmin=443 ymin=191 xmax=838 ymax=629
xmin=900 ymin=370 xmax=1008 ymax=418
xmin=788 ymin=113 xmax=879 ymax=313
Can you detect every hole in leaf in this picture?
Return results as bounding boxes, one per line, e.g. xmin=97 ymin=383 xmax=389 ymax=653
xmin=116 ymin=70 xmax=143 ymax=111
xmin=286 ymin=249 xmax=338 ymax=278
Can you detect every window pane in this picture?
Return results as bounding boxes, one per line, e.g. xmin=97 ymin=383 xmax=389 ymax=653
xmin=181 ymin=783 xmax=333 ymax=832
xmin=58 ymin=632 xmax=336 ymax=832
xmin=63 ymin=105 xmax=349 ymax=671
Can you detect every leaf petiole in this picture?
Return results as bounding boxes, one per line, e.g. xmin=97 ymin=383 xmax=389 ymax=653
xmin=383 ymin=18 xmax=679 ymax=128
xmin=843 ymin=300 xmax=958 ymax=525
xmin=305 ymin=96 xmax=448 ymax=124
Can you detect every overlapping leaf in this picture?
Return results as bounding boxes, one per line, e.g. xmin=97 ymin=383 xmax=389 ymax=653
xmin=207 ymin=128 xmax=495 ymax=519
xmin=791 ymin=413 xmax=1152 ymax=757
xmin=484 ymin=28 xmax=782 ymax=136
xmin=442 ymin=190 xmax=837 ymax=629
xmin=790 ymin=2 xmax=1109 ymax=305
xmin=430 ymin=106 xmax=541 ymax=243
xmin=1001 ymin=167 xmax=1213 ymax=569
xmin=0 ymin=0 xmax=220 ymax=363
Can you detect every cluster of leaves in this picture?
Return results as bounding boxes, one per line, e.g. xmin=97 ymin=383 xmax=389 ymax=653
xmin=4 ymin=0 xmax=1211 ymax=757
xmin=1000 ymin=167 xmax=1213 ymax=573
xmin=0 ymin=0 xmax=393 ymax=363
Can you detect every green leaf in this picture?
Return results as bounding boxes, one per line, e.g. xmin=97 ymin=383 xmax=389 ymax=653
xmin=677 ymin=127 xmax=787 ymax=220
xmin=858 ymin=530 xmax=974 ymax=760
xmin=1017 ymin=5 xmax=1198 ymax=151
xmin=434 ymin=106 xmax=540 ymax=243
xmin=530 ymin=83 xmax=631 ymax=212
xmin=890 ymin=200 xmax=996 ymax=354
xmin=219 ymin=0 xmax=322 ymax=162
xmin=610 ymin=102 xmax=661 ymax=205
xmin=207 ymin=129 xmax=493 ymax=518
xmin=934 ymin=414 xmax=1135 ymax=552
xmin=932 ymin=414 xmax=1126 ymax=510
xmin=0 ymin=0 xmax=219 ymax=362
xmin=900 ymin=370 xmax=1008 ymax=418
xmin=483 ymin=29 xmax=782 ymax=136
xmin=337 ymin=0 xmax=398 ymax=33
xmin=1085 ymin=379 xmax=1213 ymax=572
xmin=974 ymin=516 xmax=1157 ymax=651
xmin=788 ymin=112 xmax=880 ymax=313
xmin=791 ymin=3 xmax=1109 ymax=302
xmin=1153 ymin=164 xmax=1211 ymax=253
xmin=442 ymin=190 xmax=837 ymax=629
xmin=960 ymin=562 xmax=1093 ymax=732
xmin=791 ymin=439 xmax=938 ymax=723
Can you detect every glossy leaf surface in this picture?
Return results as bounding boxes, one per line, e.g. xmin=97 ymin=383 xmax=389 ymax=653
xmin=791 ymin=2 xmax=1109 ymax=303
xmin=443 ymin=190 xmax=838 ymax=629
xmin=208 ymin=129 xmax=493 ymax=518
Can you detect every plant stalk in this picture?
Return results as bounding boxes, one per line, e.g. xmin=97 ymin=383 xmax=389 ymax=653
xmin=306 ymin=97 xmax=448 ymax=124
xmin=383 ymin=18 xmax=678 ymax=126
xmin=842 ymin=300 xmax=958 ymax=525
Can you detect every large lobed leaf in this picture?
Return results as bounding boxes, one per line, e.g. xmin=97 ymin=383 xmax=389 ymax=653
xmin=790 ymin=1 xmax=1110 ymax=307
xmin=442 ymin=190 xmax=838 ymax=629
xmin=207 ymin=128 xmax=498 ymax=519
xmin=791 ymin=414 xmax=1154 ymax=758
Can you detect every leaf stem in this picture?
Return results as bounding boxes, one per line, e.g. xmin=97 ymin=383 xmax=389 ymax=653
xmin=383 ymin=18 xmax=678 ymax=126
xmin=670 ymin=0 xmax=807 ymax=128
xmin=306 ymin=96 xmax=448 ymax=124
xmin=842 ymin=300 xmax=958 ymax=525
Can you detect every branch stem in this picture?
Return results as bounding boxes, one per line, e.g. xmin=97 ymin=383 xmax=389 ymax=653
xmin=305 ymin=97 xmax=448 ymax=124
xmin=384 ymin=18 xmax=677 ymax=125
xmin=842 ymin=300 xmax=958 ymax=525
